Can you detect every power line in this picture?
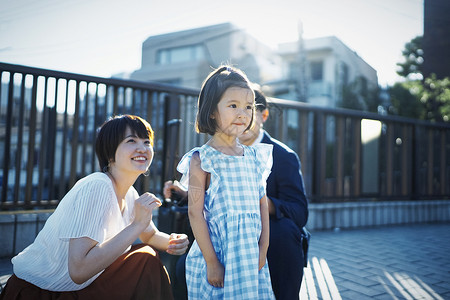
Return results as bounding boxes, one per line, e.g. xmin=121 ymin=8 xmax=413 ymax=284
xmin=0 ymin=0 xmax=81 ymax=21
xmin=364 ymin=0 xmax=423 ymax=21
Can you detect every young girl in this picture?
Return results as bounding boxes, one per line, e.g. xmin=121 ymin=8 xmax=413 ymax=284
xmin=177 ymin=66 xmax=275 ymax=299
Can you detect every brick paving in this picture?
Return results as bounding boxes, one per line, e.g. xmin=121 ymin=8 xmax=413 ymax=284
xmin=1 ymin=222 xmax=449 ymax=299
xmin=301 ymin=222 xmax=450 ymax=299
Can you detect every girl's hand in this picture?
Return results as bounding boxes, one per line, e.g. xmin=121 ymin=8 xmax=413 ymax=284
xmin=207 ymin=260 xmax=225 ymax=288
xmin=166 ymin=233 xmax=189 ymax=255
xmin=258 ymin=249 xmax=267 ymax=271
xmin=133 ymin=193 xmax=161 ymax=230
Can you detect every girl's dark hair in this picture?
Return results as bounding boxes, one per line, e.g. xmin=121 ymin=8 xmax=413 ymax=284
xmin=95 ymin=114 xmax=154 ymax=172
xmin=196 ymin=65 xmax=254 ymax=135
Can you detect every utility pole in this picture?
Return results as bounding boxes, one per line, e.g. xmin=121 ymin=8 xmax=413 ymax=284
xmin=296 ymin=20 xmax=308 ymax=103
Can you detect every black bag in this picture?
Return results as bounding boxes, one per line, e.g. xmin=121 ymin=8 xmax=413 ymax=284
xmin=301 ymin=227 xmax=311 ymax=267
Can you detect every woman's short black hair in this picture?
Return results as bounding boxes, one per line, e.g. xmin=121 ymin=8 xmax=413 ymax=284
xmin=95 ymin=114 xmax=154 ymax=172
xmin=196 ymin=65 xmax=255 ymax=135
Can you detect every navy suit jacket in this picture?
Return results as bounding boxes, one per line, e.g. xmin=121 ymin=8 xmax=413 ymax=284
xmin=261 ymin=131 xmax=308 ymax=231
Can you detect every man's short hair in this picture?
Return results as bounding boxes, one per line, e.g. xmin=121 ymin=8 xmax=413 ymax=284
xmin=254 ymin=89 xmax=268 ymax=112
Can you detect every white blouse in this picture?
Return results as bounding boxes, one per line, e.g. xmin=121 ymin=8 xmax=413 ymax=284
xmin=12 ymin=172 xmax=139 ymax=291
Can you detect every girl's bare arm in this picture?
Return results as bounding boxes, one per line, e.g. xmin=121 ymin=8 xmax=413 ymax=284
xmin=258 ymin=194 xmax=270 ymax=270
xmin=188 ymin=152 xmax=224 ymax=287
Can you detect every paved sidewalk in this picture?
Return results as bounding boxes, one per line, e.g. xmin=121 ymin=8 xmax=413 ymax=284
xmin=1 ymin=222 xmax=449 ymax=299
xmin=301 ymin=222 xmax=450 ymax=300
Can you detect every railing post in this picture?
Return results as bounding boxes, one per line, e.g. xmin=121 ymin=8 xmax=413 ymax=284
xmin=36 ymin=77 xmax=49 ymax=204
xmin=1 ymin=72 xmax=13 ymax=204
xmin=335 ymin=116 xmax=344 ymax=197
xmin=58 ymin=79 xmax=70 ymax=200
xmin=353 ymin=118 xmax=361 ymax=197
xmin=112 ymin=85 xmax=119 ymax=115
xmin=312 ymin=112 xmax=325 ymax=200
xmin=427 ymin=128 xmax=434 ymax=194
xmin=411 ymin=124 xmax=420 ymax=200
xmin=440 ymin=129 xmax=447 ymax=195
xmin=162 ymin=93 xmax=181 ymax=190
xmin=401 ymin=125 xmax=410 ymax=196
xmin=299 ymin=111 xmax=309 ymax=193
xmin=69 ymin=80 xmax=80 ymax=188
xmin=13 ymin=75 xmax=26 ymax=204
xmin=81 ymin=82 xmax=89 ymax=176
xmin=386 ymin=122 xmax=394 ymax=197
xmin=25 ymin=75 xmax=38 ymax=207
xmin=47 ymin=82 xmax=58 ymax=201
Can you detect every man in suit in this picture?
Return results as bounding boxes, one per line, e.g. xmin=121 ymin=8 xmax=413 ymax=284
xmin=239 ymin=89 xmax=309 ymax=299
xmin=164 ymin=89 xmax=309 ymax=300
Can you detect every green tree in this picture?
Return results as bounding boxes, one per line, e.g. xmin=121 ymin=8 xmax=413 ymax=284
xmin=339 ymin=76 xmax=381 ymax=112
xmin=340 ymin=82 xmax=364 ymax=111
xmin=421 ymin=75 xmax=450 ymax=122
xmin=390 ymin=35 xmax=450 ymax=122
xmin=388 ymin=81 xmax=424 ymax=119
xmin=396 ymin=36 xmax=424 ymax=80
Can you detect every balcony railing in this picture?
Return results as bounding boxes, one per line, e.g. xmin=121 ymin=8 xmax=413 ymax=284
xmin=1 ymin=62 xmax=449 ymax=210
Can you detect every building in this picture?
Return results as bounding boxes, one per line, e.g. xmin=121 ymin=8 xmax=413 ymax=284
xmin=277 ymin=36 xmax=378 ymax=108
xmin=131 ymin=22 xmax=378 ymax=109
xmin=423 ymin=0 xmax=450 ymax=79
xmin=131 ymin=22 xmax=283 ymax=89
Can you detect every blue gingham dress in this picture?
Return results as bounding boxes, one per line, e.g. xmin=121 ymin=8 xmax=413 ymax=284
xmin=177 ymin=143 xmax=275 ymax=299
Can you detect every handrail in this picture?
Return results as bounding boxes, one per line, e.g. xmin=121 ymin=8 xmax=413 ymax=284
xmin=1 ymin=62 xmax=449 ymax=209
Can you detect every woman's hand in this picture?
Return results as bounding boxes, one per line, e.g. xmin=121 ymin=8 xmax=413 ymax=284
xmin=207 ymin=260 xmax=225 ymax=288
xmin=133 ymin=193 xmax=161 ymax=230
xmin=166 ymin=233 xmax=189 ymax=255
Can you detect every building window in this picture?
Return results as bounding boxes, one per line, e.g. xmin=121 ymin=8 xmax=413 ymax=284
xmin=158 ymin=51 xmax=170 ymax=65
xmin=342 ymin=63 xmax=349 ymax=86
xmin=157 ymin=44 xmax=204 ymax=65
xmin=288 ymin=62 xmax=299 ymax=80
xmin=310 ymin=61 xmax=323 ymax=81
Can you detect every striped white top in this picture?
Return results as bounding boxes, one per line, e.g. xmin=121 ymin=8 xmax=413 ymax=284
xmin=12 ymin=172 xmax=138 ymax=291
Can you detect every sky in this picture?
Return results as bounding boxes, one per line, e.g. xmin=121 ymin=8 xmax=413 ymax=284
xmin=0 ymin=0 xmax=424 ymax=87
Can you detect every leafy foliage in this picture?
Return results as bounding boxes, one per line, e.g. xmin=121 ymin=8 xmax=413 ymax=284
xmin=388 ymin=81 xmax=425 ymax=119
xmin=396 ymin=36 xmax=424 ymax=80
xmin=339 ymin=76 xmax=381 ymax=113
xmin=389 ymin=36 xmax=450 ymax=122
xmin=421 ymin=75 xmax=450 ymax=122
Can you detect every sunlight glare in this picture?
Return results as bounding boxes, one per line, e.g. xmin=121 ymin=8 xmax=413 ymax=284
xmin=384 ymin=271 xmax=414 ymax=300
xmin=377 ymin=275 xmax=400 ymax=300
xmin=361 ymin=119 xmax=382 ymax=144
xmin=312 ymin=257 xmax=331 ymax=300
xmin=393 ymin=272 xmax=437 ymax=300
xmin=303 ymin=262 xmax=318 ymax=299
xmin=413 ymin=276 xmax=445 ymax=300
xmin=320 ymin=258 xmax=342 ymax=300
xmin=46 ymin=77 xmax=56 ymax=108
xmin=383 ymin=271 xmax=443 ymax=300
xmin=56 ymin=79 xmax=67 ymax=114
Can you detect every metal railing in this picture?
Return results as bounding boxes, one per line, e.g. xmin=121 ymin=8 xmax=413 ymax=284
xmin=0 ymin=62 xmax=198 ymax=209
xmin=1 ymin=62 xmax=449 ymax=210
xmin=262 ymin=99 xmax=450 ymax=202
